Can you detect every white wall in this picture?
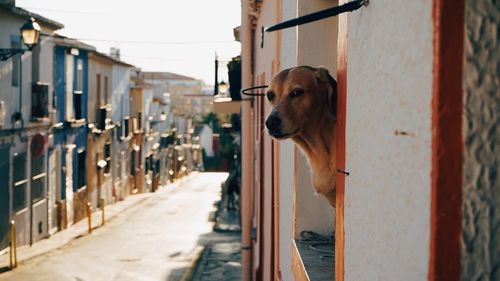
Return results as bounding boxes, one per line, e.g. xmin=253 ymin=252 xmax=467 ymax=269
xmin=278 ymin=1 xmax=297 ymax=279
xmin=0 ymin=11 xmax=57 ymax=129
xmin=88 ymin=57 xmax=112 ymax=123
xmin=111 ymin=65 xmax=131 ymax=122
xmin=344 ymin=1 xmax=433 ymax=280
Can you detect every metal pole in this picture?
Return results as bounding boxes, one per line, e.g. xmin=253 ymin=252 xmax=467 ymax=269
xmin=214 ymin=54 xmax=219 ymax=96
xmin=9 ymin=220 xmax=17 ymax=269
xmin=87 ymin=202 xmax=92 ymax=233
xmin=100 ymin=197 xmax=105 ymax=225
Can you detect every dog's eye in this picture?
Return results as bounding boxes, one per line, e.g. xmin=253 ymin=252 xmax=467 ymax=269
xmin=290 ymin=89 xmax=304 ymax=98
xmin=266 ymin=92 xmax=276 ymax=101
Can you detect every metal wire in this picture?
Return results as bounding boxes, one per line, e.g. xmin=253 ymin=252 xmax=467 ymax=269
xmin=240 ymin=85 xmax=268 ymax=97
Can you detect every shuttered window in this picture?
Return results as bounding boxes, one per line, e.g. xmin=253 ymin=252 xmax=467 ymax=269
xmin=13 ymin=153 xmax=27 ymax=211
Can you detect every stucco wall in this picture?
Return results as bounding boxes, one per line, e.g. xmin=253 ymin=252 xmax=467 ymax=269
xmin=278 ymin=1 xmax=297 ymax=280
xmin=344 ymin=1 xmax=433 ymax=280
xmin=461 ymin=0 xmax=500 ymax=280
xmin=111 ymin=65 xmax=131 ymax=122
xmin=88 ymin=57 xmax=113 ymax=123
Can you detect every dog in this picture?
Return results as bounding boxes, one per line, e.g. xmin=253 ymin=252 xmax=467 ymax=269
xmin=265 ymin=66 xmax=337 ymax=206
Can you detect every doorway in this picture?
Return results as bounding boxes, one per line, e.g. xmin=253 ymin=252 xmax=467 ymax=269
xmin=0 ymin=146 xmax=10 ymax=250
xmin=48 ymin=148 xmax=60 ymax=235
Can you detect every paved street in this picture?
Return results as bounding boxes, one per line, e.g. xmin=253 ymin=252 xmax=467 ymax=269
xmin=0 ymin=172 xmax=229 ymax=281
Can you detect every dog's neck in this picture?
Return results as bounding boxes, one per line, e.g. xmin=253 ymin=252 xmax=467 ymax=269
xmin=293 ymin=115 xmax=336 ymax=166
xmin=292 ymin=114 xmax=337 ymax=202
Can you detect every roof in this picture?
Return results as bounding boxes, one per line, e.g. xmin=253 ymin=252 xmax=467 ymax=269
xmin=142 ymin=71 xmax=197 ymax=81
xmin=89 ymin=50 xmax=135 ymax=68
xmin=0 ymin=2 xmax=64 ymax=30
xmin=51 ymin=34 xmax=96 ymax=51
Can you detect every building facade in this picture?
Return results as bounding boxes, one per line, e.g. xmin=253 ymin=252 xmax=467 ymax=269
xmin=239 ymin=0 xmax=499 ymax=280
xmin=0 ymin=3 xmax=64 ymax=249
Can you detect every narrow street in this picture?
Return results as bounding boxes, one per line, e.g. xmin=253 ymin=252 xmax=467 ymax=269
xmin=0 ymin=172 xmax=229 ymax=281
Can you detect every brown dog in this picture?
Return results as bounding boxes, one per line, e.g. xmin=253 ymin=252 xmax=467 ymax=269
xmin=265 ymin=66 xmax=337 ymax=206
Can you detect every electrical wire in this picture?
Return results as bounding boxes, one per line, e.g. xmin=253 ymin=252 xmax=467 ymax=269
xmin=76 ymin=38 xmax=237 ymax=46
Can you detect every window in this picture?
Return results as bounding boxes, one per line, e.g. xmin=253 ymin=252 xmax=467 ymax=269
xmin=74 ymin=59 xmax=83 ymax=120
xmin=96 ymin=74 xmax=101 ymax=108
xmin=104 ymin=142 xmax=111 ymax=175
xmin=65 ymin=54 xmax=74 ymax=120
xmin=137 ymin=112 xmax=142 ymax=130
xmin=13 ymin=153 xmax=27 ymax=211
xmin=74 ymin=91 xmax=83 ymax=120
xmin=132 ymin=117 xmax=138 ymax=133
xmin=97 ymin=106 xmax=107 ymax=130
xmin=130 ymin=150 xmax=136 ymax=176
xmin=104 ymin=76 xmax=109 ymax=104
xmin=124 ymin=116 xmax=130 ymax=137
xmin=31 ymin=154 xmax=46 ymax=203
xmin=76 ymin=60 xmax=83 ymax=91
xmin=11 ymin=36 xmax=20 ymax=87
xmin=75 ymin=149 xmax=86 ymax=190
xmin=31 ymin=82 xmax=49 ymax=119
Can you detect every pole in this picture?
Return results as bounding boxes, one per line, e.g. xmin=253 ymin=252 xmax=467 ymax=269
xmin=100 ymin=197 xmax=105 ymax=225
xmin=87 ymin=202 xmax=92 ymax=233
xmin=9 ymin=220 xmax=17 ymax=269
xmin=214 ymin=54 xmax=219 ymax=96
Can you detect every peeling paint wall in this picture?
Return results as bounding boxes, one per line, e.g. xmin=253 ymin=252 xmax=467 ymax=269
xmin=461 ymin=0 xmax=500 ymax=280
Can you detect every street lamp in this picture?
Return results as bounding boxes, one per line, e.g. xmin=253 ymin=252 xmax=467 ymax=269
xmin=0 ymin=17 xmax=42 ymax=127
xmin=21 ymin=17 xmax=41 ymax=51
xmin=0 ymin=17 xmax=41 ymax=61
xmin=214 ymin=81 xmax=232 ymax=103
xmin=218 ymin=81 xmax=229 ymax=95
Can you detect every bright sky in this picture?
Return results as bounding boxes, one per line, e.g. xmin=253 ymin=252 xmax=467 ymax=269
xmin=17 ymin=0 xmax=242 ymax=84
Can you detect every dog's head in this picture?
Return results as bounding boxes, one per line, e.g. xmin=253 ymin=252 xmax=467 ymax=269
xmin=265 ymin=66 xmax=337 ymax=139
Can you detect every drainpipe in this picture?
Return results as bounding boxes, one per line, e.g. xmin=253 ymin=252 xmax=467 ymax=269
xmin=241 ymin=0 xmax=254 ymax=280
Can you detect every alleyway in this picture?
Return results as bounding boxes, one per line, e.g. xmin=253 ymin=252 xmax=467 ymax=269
xmin=0 ymin=173 xmax=229 ymax=281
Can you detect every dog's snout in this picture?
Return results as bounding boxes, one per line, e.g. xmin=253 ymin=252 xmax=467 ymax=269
xmin=265 ymin=115 xmax=282 ymax=131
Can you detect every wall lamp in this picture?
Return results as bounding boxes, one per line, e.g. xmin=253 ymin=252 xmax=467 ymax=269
xmin=0 ymin=17 xmax=41 ymax=61
xmin=1 ymin=17 xmax=41 ymax=128
xmin=214 ymin=80 xmax=232 ymax=103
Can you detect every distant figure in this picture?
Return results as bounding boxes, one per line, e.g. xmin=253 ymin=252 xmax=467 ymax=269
xmin=225 ymin=170 xmax=240 ymax=211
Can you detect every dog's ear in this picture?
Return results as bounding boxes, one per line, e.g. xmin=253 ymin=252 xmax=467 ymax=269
xmin=314 ymin=66 xmax=337 ymax=120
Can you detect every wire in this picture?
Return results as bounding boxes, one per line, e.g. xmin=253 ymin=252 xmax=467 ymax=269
xmin=76 ymin=38 xmax=238 ymax=46
xmin=19 ymin=6 xmax=110 ymax=15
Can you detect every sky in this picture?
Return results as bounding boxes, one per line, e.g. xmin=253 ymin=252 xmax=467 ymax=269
xmin=17 ymin=0 xmax=242 ymax=84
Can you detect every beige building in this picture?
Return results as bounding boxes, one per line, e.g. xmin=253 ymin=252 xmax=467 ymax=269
xmin=142 ymin=71 xmax=203 ymax=116
xmin=177 ymin=93 xmax=213 ymax=119
xmin=240 ymin=0 xmax=499 ymax=281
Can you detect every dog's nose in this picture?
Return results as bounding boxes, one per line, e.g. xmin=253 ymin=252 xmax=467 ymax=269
xmin=265 ymin=115 xmax=282 ymax=132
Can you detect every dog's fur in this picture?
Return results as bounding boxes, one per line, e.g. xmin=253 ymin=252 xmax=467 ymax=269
xmin=265 ymin=66 xmax=337 ymax=206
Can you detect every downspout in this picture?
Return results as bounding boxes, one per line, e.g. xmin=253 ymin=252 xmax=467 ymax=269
xmin=241 ymin=0 xmax=255 ymax=280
